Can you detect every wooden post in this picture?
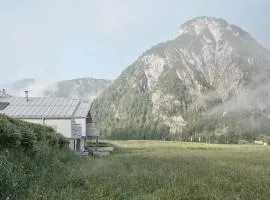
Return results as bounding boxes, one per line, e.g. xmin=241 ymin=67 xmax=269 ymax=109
xmin=95 ymin=136 xmax=98 ymax=145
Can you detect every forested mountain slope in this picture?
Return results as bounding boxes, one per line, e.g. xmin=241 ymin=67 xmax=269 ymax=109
xmin=91 ymin=17 xmax=270 ymax=141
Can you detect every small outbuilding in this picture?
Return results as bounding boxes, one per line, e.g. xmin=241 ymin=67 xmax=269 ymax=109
xmin=0 ymin=94 xmax=99 ymax=152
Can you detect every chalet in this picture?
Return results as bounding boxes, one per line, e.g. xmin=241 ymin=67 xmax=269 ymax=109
xmin=0 ymin=91 xmax=99 ymax=152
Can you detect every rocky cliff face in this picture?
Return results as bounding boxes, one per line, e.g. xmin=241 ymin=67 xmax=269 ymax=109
xmin=91 ymin=17 xmax=270 ymax=139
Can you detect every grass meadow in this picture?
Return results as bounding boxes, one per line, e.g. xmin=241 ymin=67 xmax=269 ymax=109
xmin=2 ymin=140 xmax=270 ymax=200
xmin=35 ymin=141 xmax=270 ymax=200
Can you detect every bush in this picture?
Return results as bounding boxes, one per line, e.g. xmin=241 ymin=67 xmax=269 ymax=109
xmin=238 ymin=140 xmax=249 ymax=144
xmin=87 ymin=142 xmax=113 ymax=147
xmin=0 ymin=114 xmax=75 ymax=200
xmin=0 ymin=114 xmax=69 ymax=150
xmin=256 ymin=135 xmax=270 ymax=144
xmin=0 ymin=116 xmax=21 ymax=148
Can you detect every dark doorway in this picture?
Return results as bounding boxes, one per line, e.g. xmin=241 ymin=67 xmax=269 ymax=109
xmin=76 ymin=139 xmax=81 ymax=152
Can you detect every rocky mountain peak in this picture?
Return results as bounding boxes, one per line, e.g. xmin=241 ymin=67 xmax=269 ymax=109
xmin=177 ymin=16 xmax=243 ymax=38
xmin=91 ymin=17 xmax=270 ymax=139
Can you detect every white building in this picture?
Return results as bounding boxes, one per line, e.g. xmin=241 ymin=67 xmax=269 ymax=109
xmin=0 ymin=95 xmax=99 ymax=152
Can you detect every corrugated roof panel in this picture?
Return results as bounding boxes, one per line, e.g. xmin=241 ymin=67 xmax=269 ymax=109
xmin=9 ymin=98 xmax=17 ymax=105
xmin=47 ymin=98 xmax=57 ymax=105
xmin=52 ymin=105 xmax=61 ymax=117
xmin=20 ymin=98 xmax=30 ymax=106
xmin=56 ymin=98 xmax=65 ymax=105
xmin=43 ymin=105 xmax=54 ymax=117
xmin=27 ymin=105 xmax=39 ymax=116
xmin=37 ymin=106 xmax=48 ymax=116
xmin=0 ymin=97 xmax=86 ymax=119
xmin=51 ymin=98 xmax=59 ymax=106
xmin=47 ymin=105 xmax=56 ymax=117
xmin=47 ymin=105 xmax=59 ymax=117
xmin=59 ymin=104 xmax=70 ymax=117
xmin=21 ymin=99 xmax=30 ymax=106
xmin=41 ymin=98 xmax=50 ymax=105
xmin=7 ymin=106 xmax=17 ymax=116
xmin=13 ymin=105 xmax=25 ymax=117
xmin=20 ymin=105 xmax=32 ymax=117
xmin=8 ymin=105 xmax=18 ymax=116
xmin=65 ymin=101 xmax=79 ymax=117
xmin=51 ymin=105 xmax=64 ymax=117
xmin=12 ymin=98 xmax=22 ymax=105
xmin=74 ymin=102 xmax=91 ymax=118
xmin=44 ymin=98 xmax=51 ymax=103
xmin=29 ymin=98 xmax=38 ymax=106
xmin=21 ymin=105 xmax=31 ymax=116
xmin=32 ymin=105 xmax=41 ymax=116
xmin=64 ymin=107 xmax=74 ymax=117
xmin=33 ymin=98 xmax=43 ymax=106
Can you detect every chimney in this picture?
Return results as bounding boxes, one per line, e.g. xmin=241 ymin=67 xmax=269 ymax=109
xmin=2 ymin=88 xmax=5 ymax=95
xmin=24 ymin=90 xmax=29 ymax=102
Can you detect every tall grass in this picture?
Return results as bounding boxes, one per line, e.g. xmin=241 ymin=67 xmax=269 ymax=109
xmin=0 ymin=114 xmax=77 ymax=199
xmin=1 ymin=116 xmax=270 ymax=199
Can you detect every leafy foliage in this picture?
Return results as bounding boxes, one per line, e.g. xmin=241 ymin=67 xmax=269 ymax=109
xmin=0 ymin=114 xmax=73 ymax=199
xmin=0 ymin=114 xmax=68 ymax=151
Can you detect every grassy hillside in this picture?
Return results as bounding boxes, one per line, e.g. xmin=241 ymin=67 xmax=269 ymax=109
xmin=2 ymin=118 xmax=270 ymax=200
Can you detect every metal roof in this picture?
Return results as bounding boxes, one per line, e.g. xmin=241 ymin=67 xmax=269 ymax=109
xmin=73 ymin=102 xmax=91 ymax=118
xmin=0 ymin=97 xmax=91 ymax=119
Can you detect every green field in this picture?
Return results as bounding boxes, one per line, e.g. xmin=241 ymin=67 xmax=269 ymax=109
xmin=2 ymin=137 xmax=270 ymax=199
xmin=41 ymin=141 xmax=270 ymax=200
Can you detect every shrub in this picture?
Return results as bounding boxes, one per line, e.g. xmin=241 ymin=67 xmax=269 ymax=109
xmin=0 ymin=114 xmax=69 ymax=150
xmin=20 ymin=129 xmax=36 ymax=151
xmin=0 ymin=116 xmax=21 ymax=148
xmin=238 ymin=140 xmax=249 ymax=144
xmin=87 ymin=141 xmax=113 ymax=147
xmin=0 ymin=114 xmax=74 ymax=199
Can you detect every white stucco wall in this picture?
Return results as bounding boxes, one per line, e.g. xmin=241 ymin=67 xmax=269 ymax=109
xmin=43 ymin=119 xmax=72 ymax=138
xmin=23 ymin=118 xmax=72 ymax=138
xmin=21 ymin=118 xmax=86 ymax=152
xmin=23 ymin=119 xmax=43 ymax=124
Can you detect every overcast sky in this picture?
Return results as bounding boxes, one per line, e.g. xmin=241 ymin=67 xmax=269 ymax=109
xmin=0 ymin=0 xmax=270 ymax=83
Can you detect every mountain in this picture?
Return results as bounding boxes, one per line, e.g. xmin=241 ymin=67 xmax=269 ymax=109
xmin=44 ymin=77 xmax=113 ymax=102
xmin=1 ymin=77 xmax=112 ymax=102
xmin=91 ymin=16 xmax=270 ymax=141
xmin=0 ymin=79 xmax=35 ymax=96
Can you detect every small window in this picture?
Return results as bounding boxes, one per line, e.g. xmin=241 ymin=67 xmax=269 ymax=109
xmin=0 ymin=102 xmax=9 ymax=110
